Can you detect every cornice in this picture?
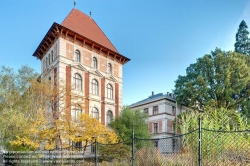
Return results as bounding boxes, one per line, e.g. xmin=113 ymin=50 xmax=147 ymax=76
xmin=33 ymin=22 xmax=130 ymax=65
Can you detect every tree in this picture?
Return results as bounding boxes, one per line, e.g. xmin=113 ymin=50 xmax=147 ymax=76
xmin=0 ymin=65 xmax=117 ymax=154
xmin=177 ymin=108 xmax=250 ymax=162
xmin=110 ymin=107 xmax=150 ymax=141
xmin=235 ymin=20 xmax=250 ymax=55
xmin=0 ymin=65 xmax=39 ymax=111
xmin=0 ymin=65 xmax=42 ymax=150
xmin=9 ymin=109 xmax=56 ymax=150
xmin=11 ymin=113 xmax=118 ymax=155
xmin=106 ymin=107 xmax=150 ymax=161
xmin=241 ymin=98 xmax=250 ymax=123
xmin=174 ymin=48 xmax=250 ymax=110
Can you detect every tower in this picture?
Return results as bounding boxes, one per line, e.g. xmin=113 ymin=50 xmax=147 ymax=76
xmin=32 ymin=9 xmax=130 ymax=126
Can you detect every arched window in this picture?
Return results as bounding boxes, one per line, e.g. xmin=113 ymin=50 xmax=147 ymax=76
xmin=92 ymin=107 xmax=99 ymax=119
xmin=49 ymin=54 xmax=51 ymax=64
xmin=72 ymin=109 xmax=82 ymax=121
xmin=51 ymin=50 xmax=54 ymax=62
xmin=75 ymin=50 xmax=81 ymax=62
xmin=46 ymin=57 xmax=48 ymax=69
xmin=73 ymin=73 xmax=82 ymax=91
xmin=92 ymin=57 xmax=98 ymax=69
xmin=107 ymin=84 xmax=113 ymax=99
xmin=106 ymin=110 xmax=113 ymax=125
xmin=107 ymin=63 xmax=112 ymax=74
xmin=91 ymin=79 xmax=99 ymax=95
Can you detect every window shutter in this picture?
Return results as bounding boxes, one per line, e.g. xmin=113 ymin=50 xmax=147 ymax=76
xmin=167 ymin=120 xmax=173 ymax=133
xmin=159 ymin=121 xmax=162 ymax=133
xmin=149 ymin=122 xmax=152 ymax=133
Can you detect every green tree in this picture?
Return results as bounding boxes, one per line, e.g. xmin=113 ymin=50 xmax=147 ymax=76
xmin=242 ymin=98 xmax=250 ymax=123
xmin=235 ymin=20 xmax=250 ymax=55
xmin=110 ymin=107 xmax=150 ymax=141
xmin=0 ymin=65 xmax=46 ymax=150
xmin=174 ymin=48 xmax=250 ymax=110
xmin=107 ymin=107 xmax=150 ymax=160
xmin=0 ymin=65 xmax=39 ymax=111
xmin=177 ymin=108 xmax=250 ymax=163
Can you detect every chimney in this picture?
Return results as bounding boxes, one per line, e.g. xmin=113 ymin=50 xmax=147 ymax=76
xmin=152 ymin=91 xmax=154 ymax=96
xmin=169 ymin=93 xmax=173 ymax=98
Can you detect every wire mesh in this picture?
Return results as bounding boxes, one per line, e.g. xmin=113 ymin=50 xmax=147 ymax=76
xmin=134 ymin=130 xmax=199 ymax=166
xmin=3 ymin=128 xmax=250 ymax=165
xmin=98 ymin=138 xmax=132 ymax=166
xmin=202 ymin=129 xmax=250 ymax=166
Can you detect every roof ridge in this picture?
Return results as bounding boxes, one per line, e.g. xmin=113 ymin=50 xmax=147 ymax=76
xmin=91 ymin=19 xmax=119 ymax=53
xmin=130 ymin=93 xmax=177 ymax=107
xmin=61 ymin=8 xmax=119 ymax=53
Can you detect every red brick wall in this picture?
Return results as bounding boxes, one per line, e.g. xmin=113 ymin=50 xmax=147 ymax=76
xmin=101 ymin=78 xmax=105 ymax=124
xmin=66 ymin=43 xmax=73 ymax=59
xmin=114 ymin=64 xmax=119 ymax=77
xmin=99 ymin=58 xmax=107 ymax=72
xmin=82 ymin=50 xmax=91 ymax=67
xmin=66 ymin=66 xmax=71 ymax=120
xmin=84 ymin=72 xmax=89 ymax=114
xmin=115 ymin=83 xmax=119 ymax=118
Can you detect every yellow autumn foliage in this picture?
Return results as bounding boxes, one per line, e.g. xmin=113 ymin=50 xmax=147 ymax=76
xmin=69 ymin=113 xmax=118 ymax=145
xmin=10 ymin=109 xmax=118 ymax=152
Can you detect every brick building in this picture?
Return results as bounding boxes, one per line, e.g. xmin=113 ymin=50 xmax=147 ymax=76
xmin=32 ymin=8 xmax=130 ymax=126
xmin=130 ymin=92 xmax=188 ymax=139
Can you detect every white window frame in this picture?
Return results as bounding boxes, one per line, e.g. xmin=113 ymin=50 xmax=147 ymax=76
xmin=106 ymin=84 xmax=113 ymax=99
xmin=91 ymin=79 xmax=99 ymax=95
xmin=73 ymin=73 xmax=82 ymax=91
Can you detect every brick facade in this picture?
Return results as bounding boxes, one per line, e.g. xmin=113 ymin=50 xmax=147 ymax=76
xmin=66 ymin=66 xmax=72 ymax=120
xmin=115 ymin=83 xmax=119 ymax=118
xmin=101 ymin=78 xmax=105 ymax=124
xmin=35 ymin=9 xmax=130 ymax=127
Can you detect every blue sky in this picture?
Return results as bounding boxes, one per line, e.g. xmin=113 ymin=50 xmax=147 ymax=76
xmin=1 ymin=0 xmax=250 ymax=105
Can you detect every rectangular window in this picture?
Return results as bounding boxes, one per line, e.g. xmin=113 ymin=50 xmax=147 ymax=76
xmin=172 ymin=106 xmax=176 ymax=116
xmin=144 ymin=108 xmax=148 ymax=114
xmin=72 ymin=141 xmax=82 ymax=148
xmin=154 ymin=123 xmax=158 ymax=133
xmin=91 ymin=142 xmax=96 ymax=153
xmin=153 ymin=106 xmax=158 ymax=115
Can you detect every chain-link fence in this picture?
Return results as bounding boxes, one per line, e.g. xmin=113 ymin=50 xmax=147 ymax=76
xmin=134 ymin=129 xmax=198 ymax=166
xmin=202 ymin=129 xmax=250 ymax=166
xmin=3 ymin=127 xmax=250 ymax=165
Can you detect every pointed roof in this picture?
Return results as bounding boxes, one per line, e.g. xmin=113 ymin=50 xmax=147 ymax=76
xmin=33 ymin=9 xmax=130 ymax=64
xmin=62 ymin=9 xmax=118 ymax=53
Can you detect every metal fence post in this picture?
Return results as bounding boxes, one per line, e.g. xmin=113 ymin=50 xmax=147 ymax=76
xmin=95 ymin=138 xmax=98 ymax=166
xmin=132 ymin=129 xmax=135 ymax=166
xmin=198 ymin=116 xmax=202 ymax=166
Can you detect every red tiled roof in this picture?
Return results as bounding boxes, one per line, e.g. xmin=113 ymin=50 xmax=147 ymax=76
xmin=62 ymin=9 xmax=119 ymax=53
